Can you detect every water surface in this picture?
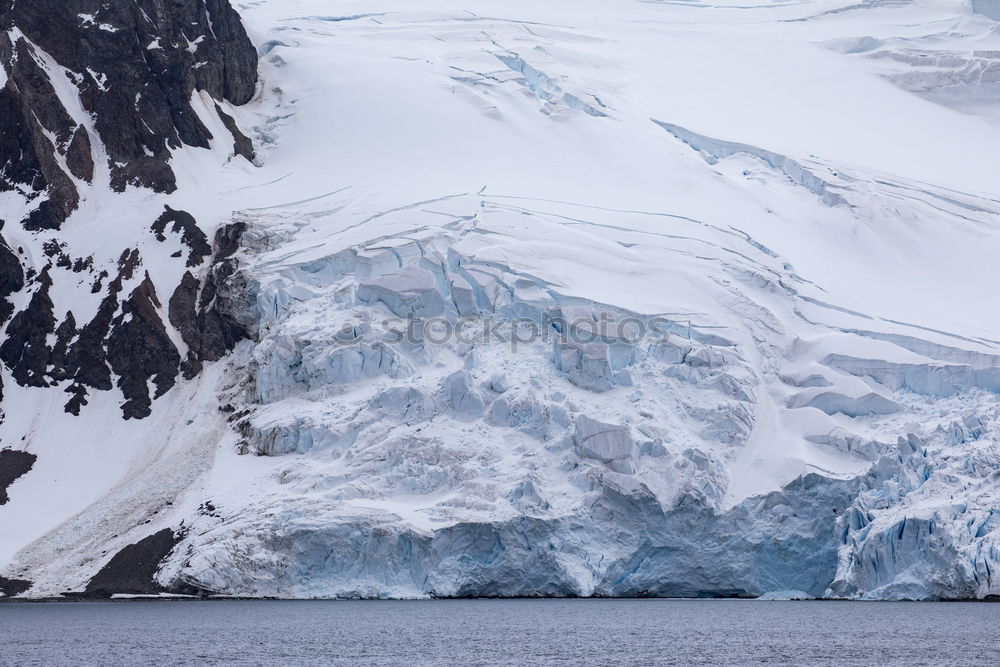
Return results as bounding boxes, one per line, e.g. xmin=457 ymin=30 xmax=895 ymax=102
xmin=1 ymin=599 xmax=996 ymax=666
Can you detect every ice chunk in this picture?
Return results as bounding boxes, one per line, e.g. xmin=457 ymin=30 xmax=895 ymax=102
xmin=445 ymin=370 xmax=485 ymax=420
xmin=357 ymin=266 xmax=445 ymax=319
xmin=800 ymin=392 xmax=901 ymax=418
xmin=973 ymin=0 xmax=1000 ymax=21
xmin=554 ymin=339 xmax=617 ymax=392
xmin=574 ymin=415 xmax=636 ymax=463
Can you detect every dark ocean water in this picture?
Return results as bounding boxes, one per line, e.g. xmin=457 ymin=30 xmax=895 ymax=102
xmin=0 ymin=599 xmax=997 ymax=666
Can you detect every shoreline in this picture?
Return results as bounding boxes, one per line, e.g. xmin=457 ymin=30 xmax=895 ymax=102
xmin=3 ymin=595 xmax=999 ymax=604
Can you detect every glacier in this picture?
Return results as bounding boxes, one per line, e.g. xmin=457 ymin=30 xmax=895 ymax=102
xmin=2 ymin=0 xmax=1000 ymax=601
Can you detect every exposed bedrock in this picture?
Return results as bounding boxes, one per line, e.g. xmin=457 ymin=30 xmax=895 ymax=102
xmin=106 ymin=274 xmax=181 ymax=420
xmin=0 ymin=449 xmax=37 ymax=505
xmin=0 ymin=218 xmax=252 ymax=420
xmin=0 ymin=0 xmax=259 ymax=420
xmin=81 ymin=528 xmax=183 ymax=598
xmin=0 ymin=576 xmax=32 ymax=598
xmin=0 ymin=34 xmax=86 ymax=231
xmin=0 ymin=268 xmax=56 ymax=388
xmin=152 ymin=207 xmax=212 ymax=268
xmin=169 ymin=223 xmax=255 ymax=379
xmin=0 ymin=236 xmax=24 ymax=328
xmin=0 ymin=0 xmax=258 ymax=229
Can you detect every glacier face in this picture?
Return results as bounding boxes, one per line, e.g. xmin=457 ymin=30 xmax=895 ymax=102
xmin=3 ymin=0 xmax=1000 ymax=600
xmin=157 ymin=190 xmax=1000 ymax=601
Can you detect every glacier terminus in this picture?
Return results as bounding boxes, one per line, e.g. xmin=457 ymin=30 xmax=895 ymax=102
xmin=1 ymin=0 xmax=1000 ymax=602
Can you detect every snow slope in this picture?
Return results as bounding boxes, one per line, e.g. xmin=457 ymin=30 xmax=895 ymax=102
xmin=3 ymin=0 xmax=1000 ymax=599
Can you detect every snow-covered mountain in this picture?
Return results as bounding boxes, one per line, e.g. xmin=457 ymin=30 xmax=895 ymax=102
xmin=2 ymin=0 xmax=1000 ymax=600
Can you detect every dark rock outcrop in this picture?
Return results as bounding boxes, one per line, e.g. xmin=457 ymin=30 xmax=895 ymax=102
xmin=83 ymin=528 xmax=182 ymax=597
xmin=0 ymin=235 xmax=23 ymax=327
xmin=0 ymin=576 xmax=32 ymax=598
xmin=0 ymin=35 xmax=85 ymax=231
xmin=0 ymin=449 xmax=37 ymax=505
xmin=0 ymin=268 xmax=56 ymax=388
xmin=0 ymin=217 xmax=251 ymax=420
xmin=216 ymin=103 xmax=257 ymax=163
xmin=0 ymin=0 xmax=258 ymax=421
xmin=0 ymin=234 xmax=23 ymax=403
xmin=151 ymin=206 xmax=212 ymax=267
xmin=170 ymin=222 xmax=251 ymax=379
xmin=107 ymin=274 xmax=181 ymax=420
xmin=0 ymin=0 xmax=258 ymax=230
xmin=62 ymin=249 xmax=143 ymax=410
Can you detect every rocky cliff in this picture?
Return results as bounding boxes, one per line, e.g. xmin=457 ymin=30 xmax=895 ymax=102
xmin=0 ymin=0 xmax=257 ymax=422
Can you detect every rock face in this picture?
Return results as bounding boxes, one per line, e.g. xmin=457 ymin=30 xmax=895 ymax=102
xmin=0 ymin=238 xmax=21 ymax=403
xmin=0 ymin=449 xmax=36 ymax=505
xmin=0 ymin=226 xmax=253 ymax=419
xmin=106 ymin=275 xmax=182 ymax=420
xmin=0 ymin=268 xmax=55 ymax=388
xmin=83 ymin=528 xmax=182 ymax=598
xmin=0 ymin=0 xmax=257 ymax=230
xmin=0 ymin=238 xmax=23 ymax=328
xmin=0 ymin=0 xmax=258 ymax=421
xmin=169 ymin=223 xmax=254 ymax=379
